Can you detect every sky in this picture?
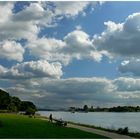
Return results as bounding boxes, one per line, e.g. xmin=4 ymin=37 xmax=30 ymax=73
xmin=1 ymin=1 xmax=140 ymax=109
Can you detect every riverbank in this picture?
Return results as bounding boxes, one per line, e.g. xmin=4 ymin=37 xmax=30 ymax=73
xmin=66 ymin=120 xmax=140 ymax=138
xmin=37 ymin=113 xmax=140 ymax=138
xmin=67 ymin=121 xmax=136 ymax=139
xmin=36 ymin=115 xmax=133 ymax=139
xmin=68 ymin=123 xmax=132 ymax=139
xmin=38 ymin=110 xmax=140 ymax=136
xmin=0 ymin=113 xmax=107 ymax=138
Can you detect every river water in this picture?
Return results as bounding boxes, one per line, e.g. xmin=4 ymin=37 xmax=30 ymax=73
xmin=38 ymin=111 xmax=140 ymax=133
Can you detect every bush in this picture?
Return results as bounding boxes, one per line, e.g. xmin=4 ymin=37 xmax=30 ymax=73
xmin=0 ymin=110 xmax=11 ymax=113
xmin=117 ymin=127 xmax=129 ymax=135
xmin=25 ymin=107 xmax=36 ymax=115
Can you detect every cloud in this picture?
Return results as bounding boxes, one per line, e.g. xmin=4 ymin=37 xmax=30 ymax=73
xmin=39 ymin=1 xmax=101 ymax=19
xmin=0 ymin=2 xmax=37 ymax=42
xmin=0 ymin=41 xmax=25 ymax=62
xmin=114 ymin=77 xmax=140 ymax=92
xmin=0 ymin=1 xmax=105 ymax=63
xmin=0 ymin=2 xmax=103 ymax=63
xmin=118 ymin=59 xmax=140 ymax=76
xmin=63 ymin=30 xmax=102 ymax=62
xmin=3 ymin=76 xmax=140 ymax=108
xmin=93 ymin=12 xmax=140 ymax=59
xmin=0 ymin=1 xmax=100 ymax=42
xmin=53 ymin=1 xmax=90 ymax=17
xmin=0 ymin=65 xmax=7 ymax=74
xmin=0 ymin=60 xmax=62 ymax=79
xmin=5 ymin=77 xmax=116 ymax=108
xmin=0 ymin=2 xmax=14 ymax=23
xmin=2 ymin=2 xmax=140 ymax=109
xmin=0 ymin=2 xmax=53 ymax=42
xmin=27 ymin=37 xmax=69 ymax=65
xmin=28 ymin=30 xmax=102 ymax=65
xmin=75 ymin=25 xmax=82 ymax=30
xmin=0 ymin=21 xmax=38 ymax=42
xmin=40 ymin=77 xmax=114 ymax=95
xmin=0 ymin=3 xmax=39 ymax=41
xmin=64 ymin=30 xmax=93 ymax=53
xmin=13 ymin=2 xmax=55 ymax=27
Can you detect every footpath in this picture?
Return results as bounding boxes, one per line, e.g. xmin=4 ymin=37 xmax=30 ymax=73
xmin=67 ymin=123 xmax=133 ymax=139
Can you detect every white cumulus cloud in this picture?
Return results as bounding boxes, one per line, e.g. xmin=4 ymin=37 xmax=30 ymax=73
xmin=93 ymin=12 xmax=140 ymax=59
xmin=0 ymin=41 xmax=25 ymax=62
xmin=0 ymin=60 xmax=62 ymax=79
xmin=53 ymin=1 xmax=90 ymax=17
xmin=28 ymin=30 xmax=102 ymax=65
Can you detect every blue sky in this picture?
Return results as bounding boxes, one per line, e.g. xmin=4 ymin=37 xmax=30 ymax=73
xmin=1 ymin=1 xmax=140 ymax=108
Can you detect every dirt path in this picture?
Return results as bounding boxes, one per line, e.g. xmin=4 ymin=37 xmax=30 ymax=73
xmin=67 ymin=124 xmax=133 ymax=139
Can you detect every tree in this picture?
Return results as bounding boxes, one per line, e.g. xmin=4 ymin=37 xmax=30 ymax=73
xmin=0 ymin=89 xmax=10 ymax=109
xmin=20 ymin=101 xmax=37 ymax=111
xmin=90 ymin=106 xmax=94 ymax=111
xmin=7 ymin=96 xmax=21 ymax=112
xmin=83 ymin=105 xmax=88 ymax=111
xmin=25 ymin=107 xmax=36 ymax=115
xmin=7 ymin=103 xmax=18 ymax=112
xmin=0 ymin=89 xmax=37 ymax=113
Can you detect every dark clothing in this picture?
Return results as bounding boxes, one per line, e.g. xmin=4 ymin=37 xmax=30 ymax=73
xmin=49 ymin=114 xmax=53 ymax=122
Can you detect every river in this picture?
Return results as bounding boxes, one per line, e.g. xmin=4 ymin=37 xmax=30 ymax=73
xmin=38 ymin=111 xmax=140 ymax=133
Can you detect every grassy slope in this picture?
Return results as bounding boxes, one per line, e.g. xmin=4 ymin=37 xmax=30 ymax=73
xmin=0 ymin=114 xmax=108 ymax=138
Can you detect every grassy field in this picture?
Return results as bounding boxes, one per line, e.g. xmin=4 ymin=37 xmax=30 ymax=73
xmin=0 ymin=114 xmax=108 ymax=138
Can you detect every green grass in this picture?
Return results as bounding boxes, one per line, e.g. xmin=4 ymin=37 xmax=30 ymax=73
xmin=0 ymin=114 xmax=108 ymax=138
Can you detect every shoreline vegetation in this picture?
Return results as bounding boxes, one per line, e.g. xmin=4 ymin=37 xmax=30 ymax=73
xmin=69 ymin=105 xmax=140 ymax=112
xmin=38 ymin=105 xmax=140 ymax=112
xmin=0 ymin=89 xmax=37 ymax=115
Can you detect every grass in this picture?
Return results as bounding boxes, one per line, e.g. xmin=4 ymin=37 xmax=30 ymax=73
xmin=0 ymin=114 xmax=108 ymax=138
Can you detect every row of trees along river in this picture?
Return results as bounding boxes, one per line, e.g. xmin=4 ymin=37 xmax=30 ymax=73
xmin=0 ymin=89 xmax=37 ymax=115
xmin=69 ymin=105 xmax=140 ymax=112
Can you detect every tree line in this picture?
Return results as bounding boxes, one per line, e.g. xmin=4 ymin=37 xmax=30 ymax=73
xmin=69 ymin=105 xmax=140 ymax=112
xmin=0 ymin=89 xmax=37 ymax=115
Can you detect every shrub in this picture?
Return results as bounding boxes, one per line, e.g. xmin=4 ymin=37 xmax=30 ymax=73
xmin=25 ymin=107 xmax=36 ymax=115
xmin=117 ymin=127 xmax=129 ymax=135
xmin=0 ymin=110 xmax=11 ymax=113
